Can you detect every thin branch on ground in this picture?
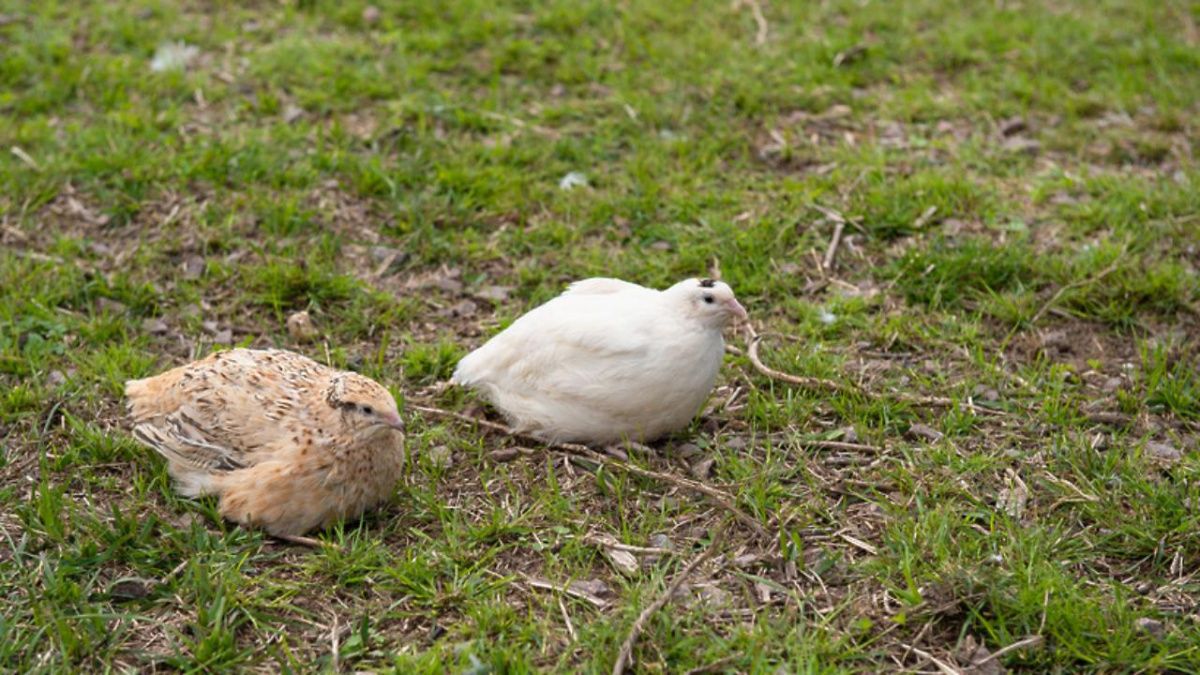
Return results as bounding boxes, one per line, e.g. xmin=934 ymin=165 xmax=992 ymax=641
xmin=409 ymin=404 xmax=768 ymax=537
xmin=743 ymin=327 xmax=1008 ymax=416
xmin=798 ymin=438 xmax=885 ymax=453
xmin=273 ymin=533 xmax=335 ymax=549
xmin=731 ymin=0 xmax=768 ymax=45
xmin=611 ymin=528 xmax=727 ymax=675
xmin=973 ymin=635 xmax=1043 ymax=665
xmin=744 ymin=329 xmax=854 ymax=395
xmin=901 ymin=644 xmax=962 ymax=675
xmin=821 ymin=219 xmax=846 ymax=272
xmin=559 ymin=597 xmax=577 ymax=641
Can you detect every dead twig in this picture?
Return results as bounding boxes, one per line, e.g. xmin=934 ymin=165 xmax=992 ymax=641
xmin=559 ymin=597 xmax=577 ymax=641
xmin=612 ymin=528 xmax=727 ymax=675
xmin=744 ymin=329 xmax=1008 ymax=416
xmin=901 ymin=644 xmax=962 ymax=675
xmin=745 ymin=331 xmax=854 ymax=395
xmin=273 ymin=533 xmax=336 ymax=549
xmin=410 ymin=404 xmax=767 ymax=537
xmin=972 ymin=635 xmax=1043 ymax=666
xmin=821 ymin=219 xmax=845 ymax=272
xmin=731 ymin=0 xmax=768 ymax=45
xmin=523 ymin=575 xmax=610 ymax=609
xmin=684 ymin=655 xmax=739 ymax=675
xmin=797 ymin=438 xmax=884 ymax=453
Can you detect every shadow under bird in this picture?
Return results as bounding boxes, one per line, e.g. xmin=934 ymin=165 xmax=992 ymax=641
xmin=125 ymin=348 xmax=405 ymax=537
xmin=452 ymin=277 xmax=748 ymax=444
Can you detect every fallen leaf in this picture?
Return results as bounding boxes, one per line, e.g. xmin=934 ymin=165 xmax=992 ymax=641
xmin=427 ymin=445 xmax=454 ymax=469
xmin=605 ymin=549 xmax=639 ymax=576
xmin=488 ymin=448 xmax=523 ymax=463
xmin=142 ymin=318 xmax=169 ymax=335
xmin=569 ymin=578 xmax=612 ymax=598
xmin=1135 ymin=617 xmax=1166 ymax=639
xmin=475 ymin=285 xmax=513 ymax=302
xmin=181 ymin=255 xmax=205 ymax=279
xmin=558 ymin=171 xmax=588 ymax=190
xmin=286 ymin=310 xmax=317 ymax=342
xmin=109 ymin=579 xmax=151 ymax=601
xmin=906 ymin=423 xmax=944 ymax=443
xmin=1145 ymin=441 xmax=1181 ymax=462
xmin=690 ymin=457 xmax=714 ymax=479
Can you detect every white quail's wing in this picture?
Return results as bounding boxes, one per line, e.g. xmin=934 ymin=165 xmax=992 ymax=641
xmin=453 ymin=290 xmax=661 ymax=398
xmin=563 ymin=277 xmax=654 ymax=297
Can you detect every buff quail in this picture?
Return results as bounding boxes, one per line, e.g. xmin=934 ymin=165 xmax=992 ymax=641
xmin=125 ymin=348 xmax=405 ymax=537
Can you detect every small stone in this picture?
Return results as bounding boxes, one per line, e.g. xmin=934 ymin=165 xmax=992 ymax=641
xmin=1102 ymin=376 xmax=1124 ymax=392
xmin=690 ymin=583 xmax=731 ymax=608
xmin=96 ymin=297 xmax=127 ymax=315
xmin=212 ymin=328 xmax=233 ymax=345
xmin=181 ymin=255 xmax=205 ymax=279
xmin=603 ymin=445 xmax=629 ymax=461
xmin=998 ymin=116 xmax=1028 ymax=137
xmin=475 ymin=285 xmax=513 ymax=302
xmin=370 ymin=246 xmax=409 ymax=276
xmin=972 ymin=384 xmax=1000 ymax=402
xmin=690 ymin=457 xmax=714 ymax=479
xmin=839 ymin=426 xmax=859 ymax=443
xmin=427 ymin=445 xmax=454 ymax=469
xmin=1135 ymin=617 xmax=1166 ymax=638
xmin=142 ymin=318 xmax=169 ymax=335
xmin=1145 ymin=441 xmax=1181 ymax=462
xmin=282 ymin=104 xmax=304 ymax=124
xmin=648 ymin=533 xmax=672 ymax=550
xmin=286 ymin=310 xmax=316 ymax=342
xmin=431 ymin=275 xmax=464 ymax=294
xmin=1002 ymin=136 xmax=1041 ymax=155
xmin=731 ymin=553 xmax=760 ymax=568
xmin=362 ymin=5 xmax=381 ymax=24
xmin=906 ymin=423 xmax=944 ymax=443
xmin=437 ymin=299 xmax=477 ymax=318
xmin=47 ymin=370 xmax=67 ymax=387
xmin=996 ymin=483 xmax=1028 ymax=518
xmin=109 ymin=579 xmax=151 ymax=601
xmin=724 ymin=436 xmax=748 ymax=451
xmin=488 ymin=448 xmax=522 ymax=463
xmin=605 ymin=549 xmax=639 ymax=576
xmin=675 ymin=443 xmax=702 ymax=460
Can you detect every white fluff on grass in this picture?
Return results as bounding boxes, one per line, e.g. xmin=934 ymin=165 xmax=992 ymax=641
xmin=150 ymin=42 xmax=199 ymax=73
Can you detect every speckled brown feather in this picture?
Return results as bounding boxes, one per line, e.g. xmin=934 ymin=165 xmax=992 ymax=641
xmin=125 ymin=348 xmax=405 ymax=536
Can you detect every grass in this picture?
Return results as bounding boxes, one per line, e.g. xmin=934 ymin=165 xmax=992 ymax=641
xmin=2 ymin=0 xmax=1200 ymax=671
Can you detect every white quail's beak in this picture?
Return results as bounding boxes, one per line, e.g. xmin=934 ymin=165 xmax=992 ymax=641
xmin=726 ymin=298 xmax=748 ymax=322
xmin=381 ymin=412 xmax=406 ymax=431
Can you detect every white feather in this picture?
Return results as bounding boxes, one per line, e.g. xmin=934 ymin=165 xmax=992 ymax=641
xmin=452 ymin=277 xmax=745 ymax=443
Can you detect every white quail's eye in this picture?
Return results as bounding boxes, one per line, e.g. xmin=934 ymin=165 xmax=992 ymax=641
xmin=702 ymin=294 xmax=714 ymax=304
